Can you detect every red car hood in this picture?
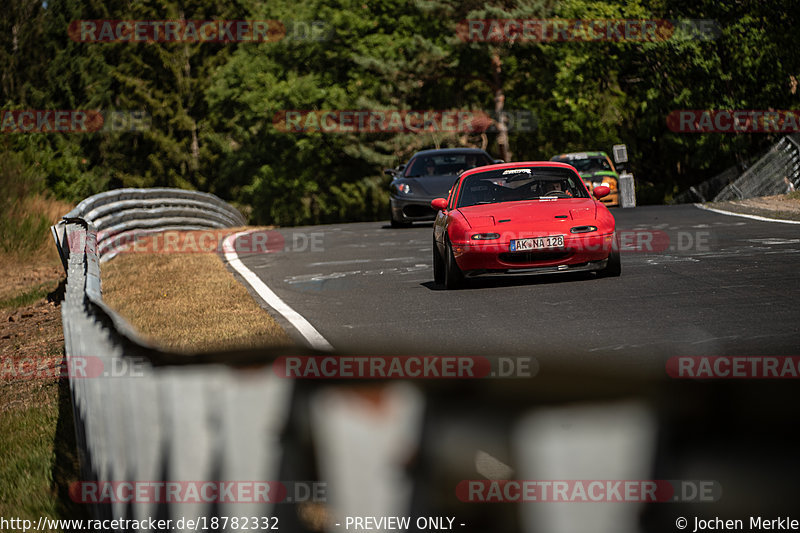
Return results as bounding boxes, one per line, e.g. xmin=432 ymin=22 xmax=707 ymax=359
xmin=457 ymin=199 xmax=597 ymax=229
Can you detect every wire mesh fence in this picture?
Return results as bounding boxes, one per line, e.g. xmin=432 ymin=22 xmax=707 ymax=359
xmin=713 ymin=135 xmax=800 ymax=201
xmin=671 ymin=134 xmax=800 ymax=204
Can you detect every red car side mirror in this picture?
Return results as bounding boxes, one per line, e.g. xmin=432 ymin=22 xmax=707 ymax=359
xmin=431 ymin=198 xmax=448 ymax=211
xmin=593 ymin=185 xmax=610 ymax=199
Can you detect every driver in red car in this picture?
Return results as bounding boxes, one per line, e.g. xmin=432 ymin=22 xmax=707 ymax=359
xmin=543 ymin=181 xmax=573 ymax=196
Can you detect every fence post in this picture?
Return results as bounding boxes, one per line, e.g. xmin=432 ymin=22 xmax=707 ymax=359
xmin=619 ymin=173 xmax=636 ymax=208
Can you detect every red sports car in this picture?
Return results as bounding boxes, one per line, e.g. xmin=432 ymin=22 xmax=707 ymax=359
xmin=431 ymin=162 xmax=620 ymax=289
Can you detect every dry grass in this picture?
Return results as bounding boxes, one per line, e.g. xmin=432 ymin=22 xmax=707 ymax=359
xmin=101 ymin=233 xmax=293 ymax=352
xmin=0 ymin=274 xmax=82 ymax=522
xmin=0 ymin=299 xmax=64 ymax=414
xmin=0 ymin=194 xmax=72 ymax=302
xmin=708 ymin=193 xmax=800 ymax=221
xmin=0 ymin=187 xmax=84 ymax=524
xmin=0 ymin=205 xmax=290 ymax=522
xmin=22 ymin=194 xmax=74 ymax=231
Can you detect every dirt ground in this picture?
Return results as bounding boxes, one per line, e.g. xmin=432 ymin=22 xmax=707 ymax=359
xmin=0 ymin=282 xmax=63 ymax=357
xmin=707 ymin=193 xmax=800 ymax=221
xmin=0 ymin=263 xmax=63 ymax=302
xmin=0 ymin=260 xmax=65 ymax=414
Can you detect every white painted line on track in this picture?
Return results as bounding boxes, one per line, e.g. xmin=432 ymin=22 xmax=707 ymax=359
xmin=694 ymin=203 xmax=800 ymax=225
xmin=222 ymin=230 xmax=334 ymax=351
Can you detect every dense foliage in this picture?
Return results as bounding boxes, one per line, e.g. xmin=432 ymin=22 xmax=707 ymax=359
xmin=2 ymin=0 xmax=798 ymax=224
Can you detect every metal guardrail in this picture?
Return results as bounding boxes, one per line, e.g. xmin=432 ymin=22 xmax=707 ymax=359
xmin=52 ymin=188 xmax=797 ymax=532
xmin=713 ymin=135 xmax=800 ymax=201
xmin=53 ymin=189 xmax=301 ymax=526
xmin=53 ymin=188 xmax=246 ymax=264
xmin=673 ymin=135 xmax=800 ymax=204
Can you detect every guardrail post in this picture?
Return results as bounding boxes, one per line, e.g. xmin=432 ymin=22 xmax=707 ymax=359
xmin=619 ymin=173 xmax=636 ymax=208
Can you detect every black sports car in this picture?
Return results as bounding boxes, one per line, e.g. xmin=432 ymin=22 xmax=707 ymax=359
xmin=387 ymin=148 xmax=498 ymax=227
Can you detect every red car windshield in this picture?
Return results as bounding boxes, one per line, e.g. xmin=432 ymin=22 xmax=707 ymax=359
xmin=457 ymin=167 xmax=589 ymax=208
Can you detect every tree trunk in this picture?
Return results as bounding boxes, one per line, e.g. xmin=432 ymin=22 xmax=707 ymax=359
xmin=491 ymin=51 xmax=510 ymax=162
xmin=181 ymin=9 xmax=199 ymax=174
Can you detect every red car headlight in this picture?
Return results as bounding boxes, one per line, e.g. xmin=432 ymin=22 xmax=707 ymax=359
xmin=471 ymin=233 xmax=500 ymax=240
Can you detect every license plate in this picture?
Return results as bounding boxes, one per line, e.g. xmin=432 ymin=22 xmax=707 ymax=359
xmin=510 ymin=235 xmax=564 ymax=251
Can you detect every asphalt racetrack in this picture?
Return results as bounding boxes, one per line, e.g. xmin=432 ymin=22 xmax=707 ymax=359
xmin=230 ymin=204 xmax=799 ymax=367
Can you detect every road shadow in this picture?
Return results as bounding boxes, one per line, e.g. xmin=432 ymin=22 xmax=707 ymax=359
xmin=47 ymin=278 xmax=66 ymax=304
xmin=380 ymin=222 xmax=434 ymax=230
xmin=420 ymin=271 xmax=599 ymax=291
xmin=51 ymin=349 xmax=91 ymax=520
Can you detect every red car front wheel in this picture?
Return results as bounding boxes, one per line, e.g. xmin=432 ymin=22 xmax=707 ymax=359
xmin=433 ymin=238 xmax=445 ymax=285
xmin=444 ymin=238 xmax=465 ymax=289
xmin=599 ymin=246 xmax=621 ymax=277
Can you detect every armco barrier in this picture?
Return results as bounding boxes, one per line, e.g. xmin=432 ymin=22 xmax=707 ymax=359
xmin=713 ymin=134 xmax=800 ymax=201
xmin=673 ymin=134 xmax=800 ymax=204
xmin=51 ymin=188 xmax=798 ymax=532
xmin=52 ymin=188 xmax=246 ymax=264
xmin=53 ymin=190 xmax=298 ymax=525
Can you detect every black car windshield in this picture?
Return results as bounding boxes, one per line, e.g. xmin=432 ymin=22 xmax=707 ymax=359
xmin=562 ymin=157 xmax=612 ymax=172
xmin=405 ymin=153 xmax=493 ymax=177
xmin=457 ymin=167 xmax=589 ymax=208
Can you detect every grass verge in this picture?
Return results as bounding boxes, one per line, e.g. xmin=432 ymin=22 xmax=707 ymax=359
xmin=706 ymin=193 xmax=800 ymax=222
xmin=0 ymin=282 xmax=58 ymax=310
xmin=0 ymin=155 xmax=82 ymax=524
xmin=2 ymin=189 xmax=289 ymax=525
xmin=100 ymin=232 xmax=293 ymax=352
xmin=1 ymin=279 xmax=85 ymax=524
